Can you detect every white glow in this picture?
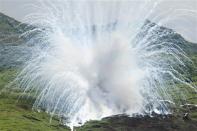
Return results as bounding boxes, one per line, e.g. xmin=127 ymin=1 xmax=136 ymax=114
xmin=14 ymin=0 xmax=196 ymax=128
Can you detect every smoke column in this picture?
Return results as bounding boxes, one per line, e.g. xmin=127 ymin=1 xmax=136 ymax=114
xmin=15 ymin=0 xmax=196 ymax=128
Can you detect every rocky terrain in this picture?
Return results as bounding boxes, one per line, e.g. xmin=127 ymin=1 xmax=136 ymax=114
xmin=0 ymin=12 xmax=197 ymax=131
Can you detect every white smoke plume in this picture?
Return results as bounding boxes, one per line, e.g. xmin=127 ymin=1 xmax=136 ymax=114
xmin=14 ymin=0 xmax=196 ymax=128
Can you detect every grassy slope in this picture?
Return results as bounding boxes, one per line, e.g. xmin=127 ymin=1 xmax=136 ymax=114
xmin=0 ymin=69 xmax=70 ymax=131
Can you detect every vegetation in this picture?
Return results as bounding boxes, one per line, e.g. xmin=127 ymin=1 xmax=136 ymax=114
xmin=0 ymin=69 xmax=70 ymax=131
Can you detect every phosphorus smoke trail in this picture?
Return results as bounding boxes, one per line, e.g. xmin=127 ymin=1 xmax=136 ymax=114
xmin=15 ymin=0 xmax=196 ymax=128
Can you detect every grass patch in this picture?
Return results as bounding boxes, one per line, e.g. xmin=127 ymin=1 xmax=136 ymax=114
xmin=0 ymin=68 xmax=70 ymax=131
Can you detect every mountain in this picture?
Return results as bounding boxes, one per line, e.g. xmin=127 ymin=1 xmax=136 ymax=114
xmin=0 ymin=13 xmax=33 ymax=69
xmin=138 ymin=20 xmax=197 ymax=81
xmin=0 ymin=12 xmax=197 ymax=70
xmin=0 ymin=13 xmax=196 ymax=131
xmin=141 ymin=20 xmax=197 ymax=55
xmin=0 ymin=12 xmax=27 ymax=44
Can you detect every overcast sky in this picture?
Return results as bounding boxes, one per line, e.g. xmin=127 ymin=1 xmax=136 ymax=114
xmin=0 ymin=0 xmax=197 ymax=42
